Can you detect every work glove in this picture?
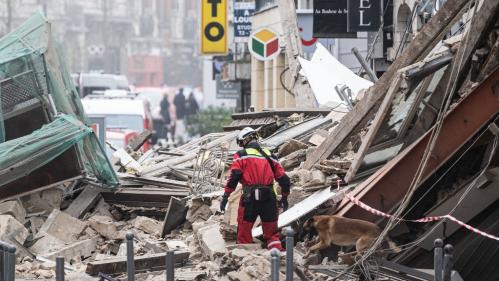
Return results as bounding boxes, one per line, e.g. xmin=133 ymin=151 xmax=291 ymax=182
xmin=279 ymin=196 xmax=289 ymax=211
xmin=220 ymin=193 xmax=229 ymax=212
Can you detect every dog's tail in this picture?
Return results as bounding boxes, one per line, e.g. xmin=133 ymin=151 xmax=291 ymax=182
xmin=387 ymin=239 xmax=402 ymax=253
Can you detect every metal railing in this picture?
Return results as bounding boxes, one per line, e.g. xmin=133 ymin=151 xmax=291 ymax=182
xmin=0 ymin=241 xmax=16 ymax=281
xmin=434 ymin=238 xmax=455 ymax=281
xmin=2 ymin=233 xmax=455 ymax=281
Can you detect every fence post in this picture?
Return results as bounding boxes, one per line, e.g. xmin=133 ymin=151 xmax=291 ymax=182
xmin=165 ymin=250 xmax=174 ymax=281
xmin=6 ymin=244 xmax=15 ymax=281
xmin=434 ymin=239 xmax=443 ymax=281
xmin=285 ymin=228 xmax=294 ymax=281
xmin=56 ymin=256 xmax=65 ymax=281
xmin=0 ymin=242 xmax=5 ymax=281
xmin=443 ymin=244 xmax=454 ymax=281
xmin=126 ymin=233 xmax=135 ymax=281
xmin=271 ymin=248 xmax=280 ymax=281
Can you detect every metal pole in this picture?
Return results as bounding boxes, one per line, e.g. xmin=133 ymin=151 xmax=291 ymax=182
xmin=126 ymin=233 xmax=135 ymax=281
xmin=352 ymin=47 xmax=378 ymax=82
xmin=0 ymin=243 xmax=6 ymax=281
xmin=0 ymin=242 xmax=5 ymax=281
xmin=443 ymin=244 xmax=454 ymax=281
xmin=6 ymin=245 xmax=15 ymax=281
xmin=166 ymin=251 xmax=174 ymax=281
xmin=285 ymin=228 xmax=294 ymax=281
xmin=271 ymin=248 xmax=280 ymax=281
xmin=56 ymin=256 xmax=65 ymax=281
xmin=434 ymin=239 xmax=443 ymax=281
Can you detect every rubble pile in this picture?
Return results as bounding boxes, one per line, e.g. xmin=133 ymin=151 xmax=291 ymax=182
xmin=2 ymin=0 xmax=499 ymax=280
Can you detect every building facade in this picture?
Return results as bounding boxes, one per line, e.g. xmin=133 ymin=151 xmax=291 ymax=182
xmin=248 ymin=0 xmax=369 ymax=111
xmin=0 ymin=0 xmax=203 ymax=88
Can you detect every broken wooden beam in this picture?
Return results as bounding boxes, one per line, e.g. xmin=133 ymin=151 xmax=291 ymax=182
xmin=336 ymin=68 xmax=499 ymax=222
xmin=344 ymin=74 xmax=403 ymax=183
xmin=85 ymin=251 xmax=189 ymax=276
xmin=161 ymin=197 xmax=187 ymax=237
xmin=127 ymin=129 xmax=152 ymax=152
xmin=303 ymin=0 xmax=470 ymax=169
xmin=100 ymin=188 xmax=189 ymax=208
xmin=64 ymin=186 xmax=102 ymax=219
xmin=117 ymin=173 xmax=189 ymax=190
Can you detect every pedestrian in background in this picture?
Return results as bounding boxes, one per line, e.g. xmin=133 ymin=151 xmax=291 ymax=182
xmin=159 ymin=92 xmax=171 ymax=142
xmin=186 ymin=92 xmax=199 ymax=117
xmin=173 ymin=88 xmax=186 ymax=142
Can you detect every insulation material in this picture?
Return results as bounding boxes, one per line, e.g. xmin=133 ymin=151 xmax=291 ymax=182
xmin=298 ymin=43 xmax=373 ymax=107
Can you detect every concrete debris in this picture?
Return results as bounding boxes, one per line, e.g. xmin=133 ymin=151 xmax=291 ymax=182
xmin=88 ymin=215 xmax=118 ymax=239
xmin=165 ymin=240 xmax=188 ymax=250
xmin=0 ymin=214 xmax=29 ymax=244
xmin=0 ymin=200 xmax=26 ymax=223
xmin=226 ymin=253 xmax=285 ymax=281
xmin=280 ymin=148 xmax=307 ymax=169
xmin=278 ymin=139 xmax=308 ymax=157
xmin=65 ymin=186 xmax=102 ymax=219
xmin=308 ymin=133 xmax=326 ymax=146
xmin=35 ymin=209 xmax=86 ymax=243
xmin=42 ymin=237 xmax=98 ymax=261
xmin=133 ymin=216 xmax=162 ymax=236
xmin=20 ymin=187 xmax=64 ymax=213
xmin=196 ymin=223 xmax=227 ymax=260
xmin=186 ymin=197 xmax=214 ymax=223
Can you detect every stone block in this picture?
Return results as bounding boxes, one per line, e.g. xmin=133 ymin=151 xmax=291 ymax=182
xmin=308 ymin=170 xmax=326 ymax=186
xmin=278 ymin=139 xmax=308 ymax=158
xmin=197 ymin=224 xmax=227 ymax=260
xmin=0 ymin=215 xmax=29 ymax=244
xmin=88 ymin=215 xmax=117 ymax=240
xmin=42 ymin=238 xmax=98 ymax=261
xmin=308 ymin=134 xmax=326 ymax=146
xmin=165 ymin=240 xmax=188 ymax=250
xmin=133 ymin=216 xmax=161 ymax=235
xmin=21 ymin=187 xmax=64 ymax=213
xmin=0 ymin=200 xmax=26 ymax=223
xmin=35 ymin=209 xmax=86 ymax=243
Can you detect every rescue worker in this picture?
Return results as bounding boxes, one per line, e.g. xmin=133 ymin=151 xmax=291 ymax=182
xmin=220 ymin=127 xmax=291 ymax=251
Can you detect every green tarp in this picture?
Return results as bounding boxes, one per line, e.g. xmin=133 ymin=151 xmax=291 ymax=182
xmin=0 ymin=11 xmax=118 ymax=187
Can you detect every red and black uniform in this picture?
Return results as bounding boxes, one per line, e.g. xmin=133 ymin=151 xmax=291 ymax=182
xmin=224 ymin=142 xmax=291 ymax=250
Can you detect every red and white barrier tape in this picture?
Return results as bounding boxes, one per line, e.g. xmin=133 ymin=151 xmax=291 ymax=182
xmin=337 ymin=181 xmax=499 ymax=241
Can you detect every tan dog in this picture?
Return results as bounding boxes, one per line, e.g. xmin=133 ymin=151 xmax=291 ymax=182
xmin=302 ymin=215 xmax=400 ymax=258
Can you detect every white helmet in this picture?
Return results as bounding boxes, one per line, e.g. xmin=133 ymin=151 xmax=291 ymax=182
xmin=237 ymin=127 xmax=257 ymax=146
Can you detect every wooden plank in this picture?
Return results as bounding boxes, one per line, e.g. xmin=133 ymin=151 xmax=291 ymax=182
xmin=161 ymin=197 xmax=187 ymax=237
xmin=100 ymin=188 xmax=189 ymax=208
xmin=118 ymin=173 xmax=189 ymax=189
xmin=85 ymin=251 xmax=189 ymax=276
xmin=344 ymin=74 xmax=403 ymax=183
xmin=302 ymin=0 xmax=469 ymax=169
xmin=64 ymin=186 xmax=102 ymax=219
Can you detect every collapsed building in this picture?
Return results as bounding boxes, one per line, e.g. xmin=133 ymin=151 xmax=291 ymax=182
xmin=0 ymin=0 xmax=499 ymax=280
